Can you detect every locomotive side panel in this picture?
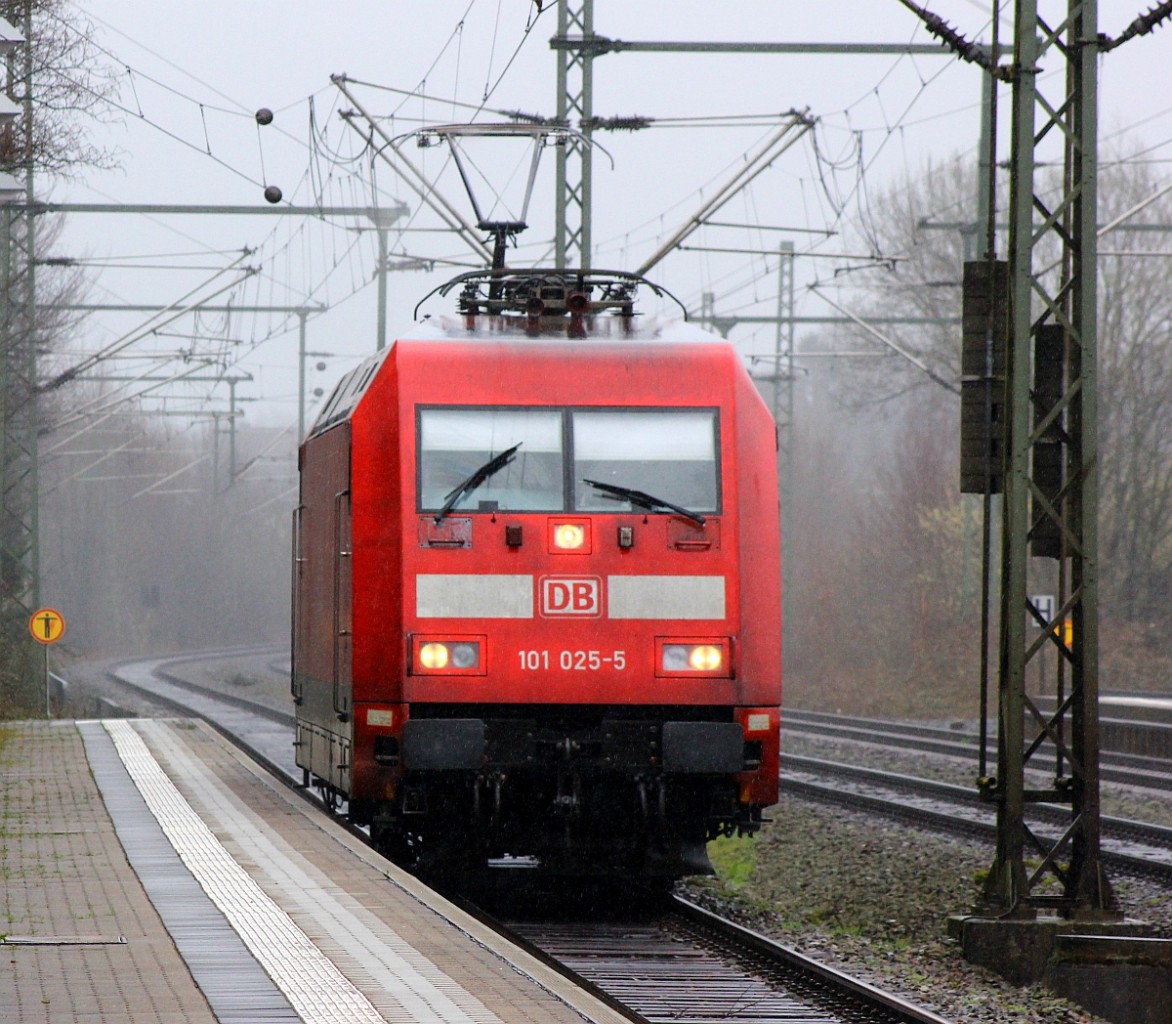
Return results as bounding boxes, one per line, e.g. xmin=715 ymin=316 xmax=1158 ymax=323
xmin=293 ymin=422 xmax=353 ymax=792
xmin=732 ymin=367 xmax=783 ymax=804
xmin=349 ymin=358 xmax=409 ymax=802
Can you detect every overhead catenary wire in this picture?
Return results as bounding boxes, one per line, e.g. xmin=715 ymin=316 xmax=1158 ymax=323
xmin=44 ymin=360 xmax=220 ymax=444
xmin=40 ymin=255 xmax=259 ymax=391
xmin=48 ymin=11 xmax=429 ymax=397
xmin=36 ymin=16 xmax=937 ymax=356
xmin=808 ymin=283 xmax=959 ymax=395
xmin=635 ymin=112 xmax=815 ymax=277
xmin=44 ymin=2 xmax=1172 ymax=440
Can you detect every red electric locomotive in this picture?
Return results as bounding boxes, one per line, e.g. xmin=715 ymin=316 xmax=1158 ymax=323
xmin=292 ymin=269 xmax=781 ymax=880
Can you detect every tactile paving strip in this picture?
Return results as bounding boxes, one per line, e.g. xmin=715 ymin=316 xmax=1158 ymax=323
xmin=99 ymin=718 xmax=392 ymax=1024
xmin=146 ymin=722 xmax=509 ymax=1024
xmin=80 ymin=720 xmax=300 ymax=1024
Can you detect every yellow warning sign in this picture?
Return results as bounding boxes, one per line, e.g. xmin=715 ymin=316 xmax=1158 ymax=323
xmin=29 ymin=608 xmax=65 ymax=644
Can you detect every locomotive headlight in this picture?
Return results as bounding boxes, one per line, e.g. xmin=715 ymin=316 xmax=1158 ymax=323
xmin=658 ymin=640 xmax=731 ymax=677
xmin=419 ymin=642 xmax=450 ymax=669
xmin=554 ymin=523 xmax=586 ymax=549
xmin=689 ymin=644 xmax=723 ymax=671
xmin=413 ymin=636 xmax=485 ymax=674
xmin=449 ymin=642 xmax=480 ymax=669
xmin=548 ymin=518 xmax=591 ymax=553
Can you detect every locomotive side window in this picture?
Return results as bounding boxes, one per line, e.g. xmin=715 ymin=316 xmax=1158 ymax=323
xmin=419 ymin=408 xmax=564 ymax=512
xmin=572 ymin=409 xmax=720 ymax=513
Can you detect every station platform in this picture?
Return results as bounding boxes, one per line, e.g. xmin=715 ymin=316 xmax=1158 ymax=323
xmin=0 ymin=718 xmax=630 ymax=1024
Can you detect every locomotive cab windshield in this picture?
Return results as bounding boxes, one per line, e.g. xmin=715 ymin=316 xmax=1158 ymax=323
xmin=417 ymin=405 xmax=720 ymax=516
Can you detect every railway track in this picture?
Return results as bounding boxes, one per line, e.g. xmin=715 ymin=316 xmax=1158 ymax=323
xmin=503 ymin=896 xmax=948 ymax=1024
xmin=783 ymin=707 xmax=1172 ymax=792
xmin=781 ymin=754 xmax=1172 ymax=880
xmin=80 ymin=650 xmax=951 ymax=1024
xmin=782 ymin=707 xmax=1172 ymax=885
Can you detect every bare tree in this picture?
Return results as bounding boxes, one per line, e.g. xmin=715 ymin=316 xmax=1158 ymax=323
xmin=813 ymin=151 xmax=1172 ymax=700
xmin=837 ymin=156 xmax=976 ymax=411
xmin=1095 ymin=159 xmax=1172 ymax=655
xmin=784 ymin=384 xmax=981 ymax=717
xmin=0 ymin=0 xmax=119 ymax=175
xmin=0 ymin=0 xmax=118 ymax=713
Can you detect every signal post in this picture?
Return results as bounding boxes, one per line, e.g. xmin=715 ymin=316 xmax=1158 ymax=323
xmin=922 ymin=0 xmax=1172 ymax=1016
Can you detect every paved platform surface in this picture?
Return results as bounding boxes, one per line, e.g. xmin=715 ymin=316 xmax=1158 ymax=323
xmin=0 ymin=718 xmax=629 ymax=1024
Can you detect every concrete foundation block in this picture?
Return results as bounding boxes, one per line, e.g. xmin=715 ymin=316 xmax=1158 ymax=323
xmin=1046 ymin=935 xmax=1172 ymax=1024
xmin=949 ymin=916 xmax=1171 ymax=1024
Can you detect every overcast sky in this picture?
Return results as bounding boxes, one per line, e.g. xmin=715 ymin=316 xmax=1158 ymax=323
xmin=46 ymin=1 xmax=1172 ymax=430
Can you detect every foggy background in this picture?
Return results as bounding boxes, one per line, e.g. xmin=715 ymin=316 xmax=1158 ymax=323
xmin=18 ymin=1 xmax=1172 ymax=718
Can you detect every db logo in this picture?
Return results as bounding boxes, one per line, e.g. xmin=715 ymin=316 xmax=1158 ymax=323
xmin=541 ymin=576 xmax=602 ymax=617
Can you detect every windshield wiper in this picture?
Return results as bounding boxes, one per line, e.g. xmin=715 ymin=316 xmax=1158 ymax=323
xmin=582 ymin=478 xmax=706 ymax=526
xmin=435 ymin=442 xmax=522 ymax=523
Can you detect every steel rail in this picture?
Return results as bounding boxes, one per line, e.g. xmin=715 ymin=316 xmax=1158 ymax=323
xmin=668 ymin=897 xmax=952 ymax=1024
xmin=784 ymin=708 xmax=1172 ymax=791
xmin=95 ymin=655 xmax=1172 ymax=866
xmin=782 ymin=757 xmax=1172 ymax=883
xmin=497 ymin=894 xmax=952 ymax=1024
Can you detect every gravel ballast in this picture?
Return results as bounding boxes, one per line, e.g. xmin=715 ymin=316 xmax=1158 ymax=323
xmin=684 ymin=794 xmax=1172 ymax=1024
